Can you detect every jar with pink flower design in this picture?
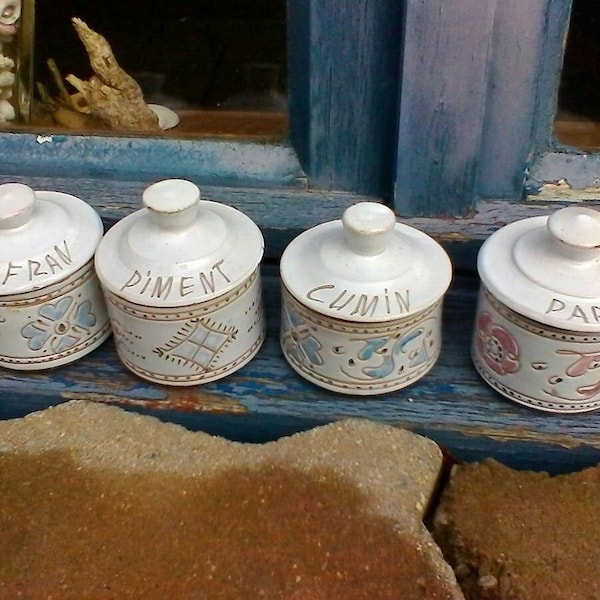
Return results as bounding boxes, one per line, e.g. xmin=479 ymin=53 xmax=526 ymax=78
xmin=0 ymin=182 xmax=110 ymax=369
xmin=473 ymin=205 xmax=600 ymax=413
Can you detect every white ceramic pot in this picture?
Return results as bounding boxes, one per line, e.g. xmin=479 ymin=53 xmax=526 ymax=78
xmin=279 ymin=202 xmax=452 ymax=395
xmin=94 ymin=179 xmax=265 ymax=386
xmin=472 ymin=206 xmax=600 ymax=413
xmin=0 ymin=183 xmax=110 ymax=369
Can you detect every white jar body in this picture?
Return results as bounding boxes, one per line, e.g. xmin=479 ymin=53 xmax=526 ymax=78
xmin=104 ymin=269 xmax=264 ymax=385
xmin=472 ymin=286 xmax=600 ymax=413
xmin=281 ymin=285 xmax=443 ymax=395
xmin=0 ymin=260 xmax=111 ymax=369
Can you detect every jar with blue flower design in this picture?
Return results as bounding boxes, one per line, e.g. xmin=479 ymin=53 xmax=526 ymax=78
xmin=279 ymin=202 xmax=452 ymax=395
xmin=0 ymin=182 xmax=110 ymax=369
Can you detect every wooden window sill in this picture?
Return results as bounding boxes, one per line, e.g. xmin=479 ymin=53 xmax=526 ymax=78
xmin=3 ymin=264 xmax=600 ymax=474
xmin=554 ymin=116 xmax=600 ymax=151
xmin=8 ymin=109 xmax=289 ymax=143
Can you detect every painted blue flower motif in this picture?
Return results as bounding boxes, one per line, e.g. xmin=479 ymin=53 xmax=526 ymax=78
xmin=281 ymin=303 xmax=324 ymax=366
xmin=352 ymin=328 xmax=423 ymax=379
xmin=341 ymin=321 xmax=435 ymax=382
xmin=22 ymin=296 xmax=97 ymax=354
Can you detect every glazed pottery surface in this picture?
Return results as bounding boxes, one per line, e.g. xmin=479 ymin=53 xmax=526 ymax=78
xmin=94 ymin=179 xmax=265 ymax=386
xmin=0 ymin=183 xmax=110 ymax=369
xmin=473 ymin=206 xmax=600 ymax=413
xmin=279 ymin=202 xmax=452 ymax=395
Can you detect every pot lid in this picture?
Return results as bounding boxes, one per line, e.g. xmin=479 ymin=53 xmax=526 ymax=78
xmin=94 ymin=179 xmax=264 ymax=307
xmin=280 ymin=202 xmax=452 ymax=322
xmin=478 ymin=206 xmax=600 ymax=331
xmin=0 ymin=183 xmax=103 ymax=296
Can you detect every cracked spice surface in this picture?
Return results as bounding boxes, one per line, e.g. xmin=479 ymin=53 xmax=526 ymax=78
xmin=433 ymin=459 xmax=600 ymax=600
xmin=0 ymin=451 xmax=455 ymax=599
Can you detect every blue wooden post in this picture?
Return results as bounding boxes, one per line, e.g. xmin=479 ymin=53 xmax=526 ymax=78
xmin=395 ymin=0 xmax=497 ymax=216
xmin=287 ymin=0 xmax=402 ymax=198
xmin=477 ymin=0 xmax=572 ymax=200
xmin=395 ymin=0 xmax=583 ymax=212
xmin=530 ymin=0 xmax=573 ymax=151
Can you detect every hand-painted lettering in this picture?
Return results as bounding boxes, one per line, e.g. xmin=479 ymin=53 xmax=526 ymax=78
xmin=120 ymin=260 xmax=231 ymax=300
xmin=546 ymin=297 xmax=600 ymax=324
xmin=306 ymin=284 xmax=411 ymax=317
xmin=0 ymin=240 xmax=72 ymax=285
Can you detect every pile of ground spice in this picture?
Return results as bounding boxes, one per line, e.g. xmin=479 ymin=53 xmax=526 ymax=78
xmin=0 ymin=401 xmax=462 ymax=599
xmin=1 ymin=451 xmax=455 ymax=599
xmin=433 ymin=459 xmax=600 ymax=600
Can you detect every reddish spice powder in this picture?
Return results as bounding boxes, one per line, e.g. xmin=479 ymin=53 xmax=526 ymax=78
xmin=0 ymin=451 xmax=454 ymax=599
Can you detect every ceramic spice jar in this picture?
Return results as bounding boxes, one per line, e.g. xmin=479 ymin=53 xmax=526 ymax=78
xmin=279 ymin=202 xmax=453 ymax=395
xmin=0 ymin=183 xmax=110 ymax=369
xmin=473 ymin=206 xmax=600 ymax=413
xmin=94 ymin=179 xmax=265 ymax=386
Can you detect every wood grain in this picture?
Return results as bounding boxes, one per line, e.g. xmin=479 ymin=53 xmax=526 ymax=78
xmin=396 ymin=0 xmax=496 ymax=216
xmin=288 ymin=0 xmax=402 ymax=197
xmin=3 ymin=268 xmax=600 ymax=475
xmin=477 ymin=0 xmax=560 ymax=200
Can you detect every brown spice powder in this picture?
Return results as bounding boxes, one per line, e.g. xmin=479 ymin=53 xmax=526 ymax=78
xmin=1 ymin=451 xmax=454 ymax=599
xmin=433 ymin=459 xmax=600 ymax=600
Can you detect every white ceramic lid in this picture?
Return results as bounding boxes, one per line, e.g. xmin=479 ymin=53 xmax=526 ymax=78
xmin=0 ymin=183 xmax=103 ymax=296
xmin=478 ymin=206 xmax=600 ymax=332
xmin=280 ymin=202 xmax=452 ymax=322
xmin=94 ymin=179 xmax=264 ymax=307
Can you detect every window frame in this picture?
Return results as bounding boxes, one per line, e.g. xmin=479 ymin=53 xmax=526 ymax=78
xmin=396 ymin=0 xmax=600 ymax=218
xmin=0 ymin=0 xmax=405 ymax=262
xmin=4 ymin=1 xmax=404 ymax=192
xmin=0 ymin=1 xmax=594 ymax=261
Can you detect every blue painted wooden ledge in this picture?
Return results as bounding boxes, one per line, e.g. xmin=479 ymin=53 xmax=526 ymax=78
xmin=3 ymin=264 xmax=600 ymax=476
xmin=2 ymin=172 xmax=600 ymax=474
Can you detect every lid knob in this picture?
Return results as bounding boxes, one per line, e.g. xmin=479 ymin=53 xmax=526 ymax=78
xmin=0 ymin=183 xmax=35 ymax=230
xmin=547 ymin=206 xmax=600 ymax=261
xmin=143 ymin=179 xmax=200 ymax=230
xmin=342 ymin=202 xmax=396 ymax=256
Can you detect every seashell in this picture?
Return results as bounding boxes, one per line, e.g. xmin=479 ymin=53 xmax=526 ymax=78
xmin=147 ymin=103 xmax=180 ymax=130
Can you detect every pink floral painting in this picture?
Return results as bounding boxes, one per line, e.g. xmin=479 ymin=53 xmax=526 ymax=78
xmin=476 ymin=312 xmax=520 ymax=375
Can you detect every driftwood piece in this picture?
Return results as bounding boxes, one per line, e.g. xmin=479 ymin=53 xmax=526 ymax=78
xmin=33 ymin=61 xmax=106 ymax=130
xmin=65 ymin=18 xmax=160 ymax=133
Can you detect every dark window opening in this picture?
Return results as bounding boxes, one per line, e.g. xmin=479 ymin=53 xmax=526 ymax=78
xmin=28 ymin=0 xmax=288 ymax=139
xmin=555 ymin=0 xmax=600 ymax=149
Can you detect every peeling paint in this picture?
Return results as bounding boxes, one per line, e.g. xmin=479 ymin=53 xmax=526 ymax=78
xmin=532 ymin=178 xmax=600 ymax=201
xmin=527 ymin=151 xmax=600 ymax=199
xmin=60 ymin=390 xmax=248 ymax=414
xmin=428 ymin=422 xmax=600 ymax=451
xmin=438 ymin=231 xmax=471 ymax=242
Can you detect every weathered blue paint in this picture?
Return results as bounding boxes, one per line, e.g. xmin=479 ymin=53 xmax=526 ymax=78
xmin=395 ymin=0 xmax=496 ymax=216
xmin=478 ymin=0 xmax=600 ymax=201
xmin=530 ymin=0 xmax=574 ymax=151
xmin=286 ymin=0 xmax=310 ymax=174
xmin=0 ymin=133 xmax=305 ymax=187
xmin=395 ymin=0 xmax=596 ymax=212
xmin=1 ymin=1 xmax=599 ymax=476
xmin=288 ymin=0 xmax=402 ymax=198
xmin=526 ymin=151 xmax=600 ymax=195
xmin=477 ymin=0 xmax=558 ymax=201
xmin=3 ymin=269 xmax=600 ymax=474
